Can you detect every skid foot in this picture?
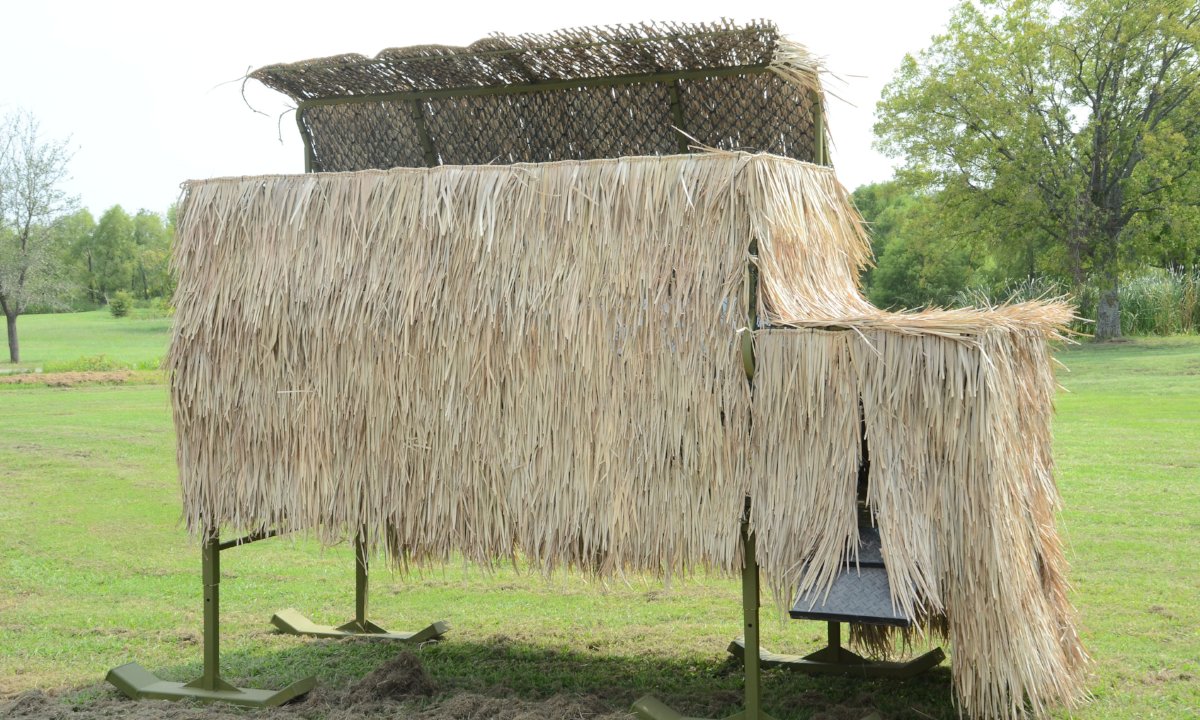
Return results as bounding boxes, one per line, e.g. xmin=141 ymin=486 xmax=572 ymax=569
xmin=271 ymin=608 xmax=449 ymax=642
xmin=106 ymin=662 xmax=315 ymax=707
xmin=727 ymin=638 xmax=945 ymax=679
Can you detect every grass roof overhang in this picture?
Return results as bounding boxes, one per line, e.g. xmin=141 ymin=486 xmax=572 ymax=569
xmin=249 ymin=20 xmax=826 ymax=170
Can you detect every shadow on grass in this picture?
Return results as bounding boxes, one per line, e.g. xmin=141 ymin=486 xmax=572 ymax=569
xmin=63 ymin=634 xmax=956 ymax=720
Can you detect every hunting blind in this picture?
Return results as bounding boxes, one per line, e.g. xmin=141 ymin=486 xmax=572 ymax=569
xmin=106 ymin=20 xmax=1088 ymax=720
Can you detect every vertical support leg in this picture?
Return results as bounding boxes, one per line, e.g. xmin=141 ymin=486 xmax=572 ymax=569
xmin=742 ymin=521 xmax=762 ymax=718
xmin=187 ymin=534 xmax=236 ymax=692
xmin=827 ymin=622 xmax=841 ymax=662
xmin=201 ymin=537 xmax=220 ymax=689
xmin=354 ymin=534 xmax=369 ymax=629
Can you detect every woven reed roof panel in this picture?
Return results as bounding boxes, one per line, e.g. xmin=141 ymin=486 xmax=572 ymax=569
xmin=253 ymin=20 xmax=781 ymax=98
xmin=250 ymin=20 xmax=824 ymax=170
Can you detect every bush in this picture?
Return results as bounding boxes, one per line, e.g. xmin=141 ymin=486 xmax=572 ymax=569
xmin=43 ymin=354 xmax=128 ymax=373
xmin=1117 ymin=268 xmax=1200 ymax=336
xmin=108 ymin=291 xmax=133 ymax=318
xmin=952 ymin=268 xmax=1199 ymax=337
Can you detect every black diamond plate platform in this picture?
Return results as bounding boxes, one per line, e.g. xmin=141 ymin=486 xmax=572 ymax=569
xmin=790 ymin=527 xmax=911 ymax=627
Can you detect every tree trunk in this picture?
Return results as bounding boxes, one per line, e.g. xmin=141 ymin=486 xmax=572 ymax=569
xmin=5 ymin=313 xmax=18 ymax=364
xmin=1095 ymin=272 xmax=1121 ymax=340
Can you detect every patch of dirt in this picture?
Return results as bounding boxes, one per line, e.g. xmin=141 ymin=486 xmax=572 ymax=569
xmin=0 ymin=371 xmax=131 ymax=387
xmin=347 ymin=651 xmax=437 ymax=700
xmin=1 ymin=649 xmax=890 ymax=720
xmin=410 ymin=692 xmax=629 ymax=720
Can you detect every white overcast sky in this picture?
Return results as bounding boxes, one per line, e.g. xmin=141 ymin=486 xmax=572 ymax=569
xmin=1 ymin=0 xmax=959 ymax=218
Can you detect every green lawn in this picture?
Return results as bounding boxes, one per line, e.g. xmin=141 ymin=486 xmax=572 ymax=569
xmin=0 ymin=326 xmax=1197 ymax=719
xmin=1 ymin=309 xmax=171 ymax=372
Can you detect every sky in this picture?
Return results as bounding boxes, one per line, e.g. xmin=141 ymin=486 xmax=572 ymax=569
xmin=1 ymin=0 xmax=960 ymax=218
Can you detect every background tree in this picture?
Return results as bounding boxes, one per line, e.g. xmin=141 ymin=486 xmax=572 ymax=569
xmin=131 ymin=209 xmax=171 ymax=299
xmin=876 ymin=0 xmax=1200 ymax=339
xmin=0 ymin=111 xmax=76 ymax=363
xmin=854 ymin=181 xmax=986 ymax=307
xmin=88 ymin=205 xmax=136 ymax=301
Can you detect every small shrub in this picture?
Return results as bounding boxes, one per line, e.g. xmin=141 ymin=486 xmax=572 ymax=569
xmin=43 ymin=354 xmax=129 ymax=373
xmin=108 ymin=291 xmax=133 ymax=318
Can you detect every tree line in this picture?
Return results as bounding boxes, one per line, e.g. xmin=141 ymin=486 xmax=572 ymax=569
xmin=60 ymin=205 xmax=176 ymax=306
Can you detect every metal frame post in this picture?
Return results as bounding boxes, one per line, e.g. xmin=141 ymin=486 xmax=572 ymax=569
xmin=185 ymin=537 xmax=236 ymax=691
xmin=354 ymin=535 xmax=369 ymax=628
xmin=631 ymin=521 xmax=778 ymax=720
xmin=741 ymin=521 xmax=763 ymax=718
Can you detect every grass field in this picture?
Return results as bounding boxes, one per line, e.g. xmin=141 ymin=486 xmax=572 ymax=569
xmin=0 ymin=314 xmax=1197 ymax=719
xmin=1 ymin=309 xmax=171 ymax=372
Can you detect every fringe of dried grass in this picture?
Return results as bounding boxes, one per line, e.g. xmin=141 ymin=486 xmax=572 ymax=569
xmin=751 ymin=328 xmax=1088 ymax=719
xmin=171 ymin=153 xmax=762 ymax=576
xmin=171 ymin=151 xmax=1086 ymax=719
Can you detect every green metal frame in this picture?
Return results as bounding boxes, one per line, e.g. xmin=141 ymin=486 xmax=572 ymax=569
xmin=271 ymin=534 xmax=449 ymax=642
xmin=107 ymin=536 xmax=316 ymax=707
xmin=727 ymin=622 xmax=945 ymax=680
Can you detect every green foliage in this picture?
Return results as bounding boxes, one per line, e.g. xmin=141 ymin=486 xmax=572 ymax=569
xmin=852 ymin=181 xmax=983 ymax=308
xmin=42 ymin=353 xmax=126 ymax=373
xmin=131 ymin=210 xmax=173 ymax=299
xmin=107 ymin=290 xmax=132 ymax=317
xmin=1116 ymin=268 xmax=1200 ymax=335
xmin=875 ymin=0 xmax=1200 ymax=339
xmin=953 ymin=268 xmax=1200 ymax=335
xmin=69 ymin=204 xmax=174 ymax=308
xmin=86 ymin=206 xmax=135 ymax=300
xmin=0 ymin=110 xmax=77 ymax=362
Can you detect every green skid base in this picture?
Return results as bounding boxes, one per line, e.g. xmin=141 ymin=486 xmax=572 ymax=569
xmin=271 ymin=608 xmax=449 ymax=642
xmin=727 ymin=638 xmax=945 ymax=679
xmin=106 ymin=662 xmax=315 ymax=707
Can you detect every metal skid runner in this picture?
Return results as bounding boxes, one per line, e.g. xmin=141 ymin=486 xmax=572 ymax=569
xmin=108 ymin=529 xmax=446 ymax=706
xmin=272 ymin=535 xmax=449 ymax=642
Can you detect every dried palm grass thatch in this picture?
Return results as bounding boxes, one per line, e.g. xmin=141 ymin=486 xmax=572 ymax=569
xmin=750 ymin=326 xmax=1087 ymax=720
xmin=169 ymin=151 xmax=1087 ymax=718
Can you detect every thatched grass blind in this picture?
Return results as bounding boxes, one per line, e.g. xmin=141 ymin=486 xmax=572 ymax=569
xmin=170 ymin=151 xmax=1086 ymax=718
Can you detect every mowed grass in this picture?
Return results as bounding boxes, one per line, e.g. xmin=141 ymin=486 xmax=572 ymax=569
xmin=0 ymin=320 xmax=1197 ymax=718
xmin=1 ymin=310 xmax=171 ymax=372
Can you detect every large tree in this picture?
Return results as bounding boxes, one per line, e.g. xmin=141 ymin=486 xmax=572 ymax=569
xmin=876 ymin=0 xmax=1200 ymax=339
xmin=0 ymin=111 xmax=76 ymax=363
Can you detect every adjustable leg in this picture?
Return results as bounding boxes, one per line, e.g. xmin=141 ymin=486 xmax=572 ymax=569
xmin=108 ymin=536 xmax=316 ymax=706
xmin=633 ymin=521 xmax=779 ymax=720
xmin=272 ymin=532 xmax=448 ymax=642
